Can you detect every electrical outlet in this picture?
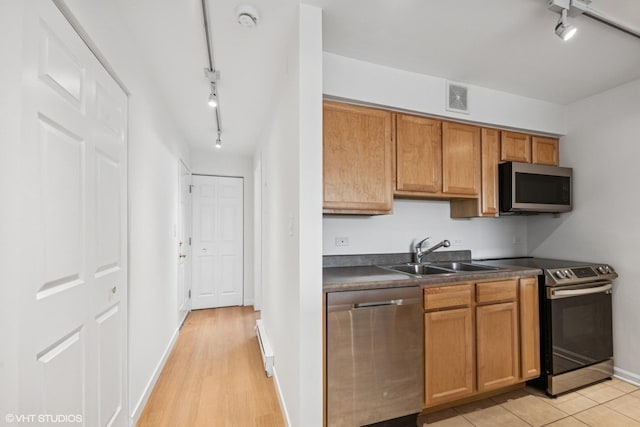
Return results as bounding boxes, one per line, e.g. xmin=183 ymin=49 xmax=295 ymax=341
xmin=453 ymin=239 xmax=463 ymax=247
xmin=513 ymin=235 xmax=522 ymax=245
xmin=335 ymin=237 xmax=349 ymax=247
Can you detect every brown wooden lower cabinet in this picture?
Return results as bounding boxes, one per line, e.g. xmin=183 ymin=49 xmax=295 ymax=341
xmin=424 ymin=307 xmax=474 ymax=407
xmin=423 ymin=277 xmax=540 ymax=410
xmin=476 ymin=301 xmax=519 ymax=392
xmin=519 ymin=277 xmax=541 ymax=379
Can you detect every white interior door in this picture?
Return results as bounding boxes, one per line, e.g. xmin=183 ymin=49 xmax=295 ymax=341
xmin=19 ymin=1 xmax=128 ymax=426
xmin=177 ymin=161 xmax=192 ymax=324
xmin=191 ymin=175 xmax=243 ymax=309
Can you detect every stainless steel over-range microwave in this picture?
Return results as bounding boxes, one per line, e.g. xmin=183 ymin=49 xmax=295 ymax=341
xmin=499 ymin=162 xmax=573 ymax=214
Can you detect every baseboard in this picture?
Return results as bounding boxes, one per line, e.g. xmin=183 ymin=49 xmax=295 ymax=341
xmin=272 ymin=366 xmax=292 ymax=427
xmin=178 ymin=309 xmax=190 ymax=330
xmin=243 ymin=298 xmax=254 ymax=306
xmin=614 ymin=366 xmax=640 ymax=386
xmin=129 ymin=327 xmax=180 ymax=426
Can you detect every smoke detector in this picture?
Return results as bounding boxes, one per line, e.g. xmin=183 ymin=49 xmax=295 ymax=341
xmin=236 ymin=5 xmax=259 ymax=28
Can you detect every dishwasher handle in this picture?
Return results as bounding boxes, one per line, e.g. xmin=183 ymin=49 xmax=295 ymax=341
xmin=353 ymin=299 xmax=404 ymax=309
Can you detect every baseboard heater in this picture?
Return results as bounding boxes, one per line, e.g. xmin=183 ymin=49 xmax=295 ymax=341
xmin=255 ymin=319 xmax=274 ymax=377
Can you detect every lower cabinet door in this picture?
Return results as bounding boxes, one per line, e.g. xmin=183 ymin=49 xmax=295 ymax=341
xmin=424 ymin=308 xmax=474 ymax=407
xmin=520 ymin=278 xmax=541 ymax=380
xmin=476 ymin=302 xmax=519 ymax=392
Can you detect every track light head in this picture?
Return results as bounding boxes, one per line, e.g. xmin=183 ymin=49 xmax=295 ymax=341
xmin=555 ymin=8 xmax=577 ymax=41
xmin=207 ymin=83 xmax=218 ymax=108
xmin=208 ymin=92 xmax=218 ymax=108
xmin=215 ymin=135 xmax=222 ymax=149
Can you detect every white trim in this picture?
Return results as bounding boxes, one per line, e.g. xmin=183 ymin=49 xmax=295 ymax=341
xmin=178 ymin=310 xmax=190 ymax=330
xmin=51 ymin=0 xmax=129 ymax=94
xmin=243 ymin=298 xmax=254 ymax=306
xmin=272 ymin=366 xmax=291 ymax=427
xmin=129 ymin=327 xmax=180 ymax=426
xmin=614 ymin=366 xmax=640 ymax=386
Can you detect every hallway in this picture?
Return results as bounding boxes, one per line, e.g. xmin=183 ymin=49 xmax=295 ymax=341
xmin=137 ymin=307 xmax=285 ymax=426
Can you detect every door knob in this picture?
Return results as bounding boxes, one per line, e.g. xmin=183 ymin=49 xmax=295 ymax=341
xmin=179 ymin=253 xmax=187 ymax=259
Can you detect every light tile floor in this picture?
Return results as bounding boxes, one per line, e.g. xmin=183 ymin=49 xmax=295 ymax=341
xmin=419 ymin=378 xmax=640 ymax=426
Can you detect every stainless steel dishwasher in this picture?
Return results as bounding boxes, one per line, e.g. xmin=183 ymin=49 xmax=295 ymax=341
xmin=327 ymin=286 xmax=423 ymax=427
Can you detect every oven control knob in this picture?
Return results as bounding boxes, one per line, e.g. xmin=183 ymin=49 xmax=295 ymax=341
xmin=597 ymin=266 xmax=606 ymax=274
xmin=555 ymin=270 xmax=565 ymax=279
xmin=605 ymin=265 xmax=612 ymax=273
xmin=564 ymin=270 xmax=572 ymax=277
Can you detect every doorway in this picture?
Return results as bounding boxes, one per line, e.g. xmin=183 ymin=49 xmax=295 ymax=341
xmin=177 ymin=161 xmax=192 ymax=324
xmin=191 ymin=175 xmax=244 ymax=309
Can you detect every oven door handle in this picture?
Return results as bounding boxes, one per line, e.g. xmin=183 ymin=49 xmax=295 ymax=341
xmin=549 ymin=283 xmax=612 ymax=299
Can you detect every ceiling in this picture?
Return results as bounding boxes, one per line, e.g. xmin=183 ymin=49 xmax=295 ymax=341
xmin=113 ymin=0 xmax=640 ymax=154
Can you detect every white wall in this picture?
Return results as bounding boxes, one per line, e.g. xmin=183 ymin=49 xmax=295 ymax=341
xmin=297 ymin=4 xmax=324 ymax=423
xmin=324 ymin=52 xmax=567 ymax=136
xmin=527 ymin=78 xmax=640 ymax=385
xmin=59 ymin=0 xmax=191 ymax=423
xmin=256 ymin=5 xmax=323 ymax=426
xmin=0 ymin=0 xmax=24 ymax=418
xmin=258 ymin=22 xmax=301 ymax=424
xmin=190 ymin=151 xmax=254 ymax=306
xmin=324 ymin=200 xmax=527 ymax=259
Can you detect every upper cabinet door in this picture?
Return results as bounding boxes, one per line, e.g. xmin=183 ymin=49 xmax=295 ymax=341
xmin=323 ymin=101 xmax=393 ymax=214
xmin=395 ymin=114 xmax=442 ymax=194
xmin=532 ymin=136 xmax=559 ymax=166
xmin=442 ymin=122 xmax=481 ymax=196
xmin=501 ymin=131 xmax=531 ymax=163
xmin=480 ymin=128 xmax=500 ymax=216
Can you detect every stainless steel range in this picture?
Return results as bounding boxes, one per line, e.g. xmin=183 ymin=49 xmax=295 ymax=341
xmin=483 ymin=257 xmax=618 ymax=397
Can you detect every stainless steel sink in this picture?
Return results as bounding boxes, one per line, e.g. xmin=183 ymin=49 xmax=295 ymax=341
xmin=385 ymin=264 xmax=454 ymax=276
xmin=382 ymin=261 xmax=501 ymax=277
xmin=432 ymin=262 xmax=500 ymax=272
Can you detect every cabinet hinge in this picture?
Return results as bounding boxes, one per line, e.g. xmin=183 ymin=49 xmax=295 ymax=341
xmin=188 ymin=237 xmax=192 ymax=246
xmin=188 ymin=289 xmax=191 ymax=299
xmin=189 ymin=184 xmax=194 ymax=193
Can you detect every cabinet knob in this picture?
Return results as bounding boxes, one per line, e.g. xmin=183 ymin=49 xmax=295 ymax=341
xmin=111 ymin=286 xmax=117 ymax=294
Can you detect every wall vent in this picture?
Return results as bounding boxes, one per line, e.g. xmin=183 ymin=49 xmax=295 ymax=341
xmin=255 ymin=319 xmax=274 ymax=377
xmin=446 ymin=82 xmax=470 ymax=114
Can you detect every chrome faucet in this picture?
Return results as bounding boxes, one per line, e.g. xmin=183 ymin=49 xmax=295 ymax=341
xmin=415 ymin=237 xmax=451 ymax=264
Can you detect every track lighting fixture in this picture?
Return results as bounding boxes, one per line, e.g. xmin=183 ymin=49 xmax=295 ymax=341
xmin=202 ymin=0 xmax=223 ymax=149
xmin=555 ymin=8 xmax=577 ymax=41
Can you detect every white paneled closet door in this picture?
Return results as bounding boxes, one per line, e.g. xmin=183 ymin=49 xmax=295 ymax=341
xmin=191 ymin=175 xmax=244 ymax=309
xmin=19 ymin=1 xmax=128 ymax=426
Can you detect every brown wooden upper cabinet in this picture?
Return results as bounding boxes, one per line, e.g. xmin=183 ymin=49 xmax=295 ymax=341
xmin=480 ymin=128 xmax=500 ymax=216
xmin=322 ymin=101 xmax=393 ymax=214
xmin=502 ymin=131 xmax=559 ymax=166
xmin=396 ymin=114 xmax=442 ymax=194
xmin=532 ymin=136 xmax=559 ymax=166
xmin=501 ymin=131 xmax=531 ymax=163
xmin=395 ymin=114 xmax=480 ymax=199
xmin=442 ymin=122 xmax=481 ymax=196
xmin=449 ymin=128 xmax=499 ymax=218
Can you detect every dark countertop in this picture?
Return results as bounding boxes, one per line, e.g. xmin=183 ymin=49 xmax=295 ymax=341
xmin=323 ymin=255 xmax=542 ymax=292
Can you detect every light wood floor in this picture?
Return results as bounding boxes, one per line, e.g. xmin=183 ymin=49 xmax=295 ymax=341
xmin=137 ymin=306 xmax=285 ymax=427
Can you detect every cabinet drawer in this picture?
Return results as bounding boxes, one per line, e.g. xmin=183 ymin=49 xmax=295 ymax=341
xmin=476 ymin=280 xmax=517 ymax=304
xmin=424 ymin=284 xmax=472 ymax=310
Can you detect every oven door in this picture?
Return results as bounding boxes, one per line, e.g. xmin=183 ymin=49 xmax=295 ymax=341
xmin=547 ymin=281 xmax=613 ymax=376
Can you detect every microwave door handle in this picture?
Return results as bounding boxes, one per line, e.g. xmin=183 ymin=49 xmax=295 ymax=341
xmin=549 ymin=283 xmax=612 ymax=299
